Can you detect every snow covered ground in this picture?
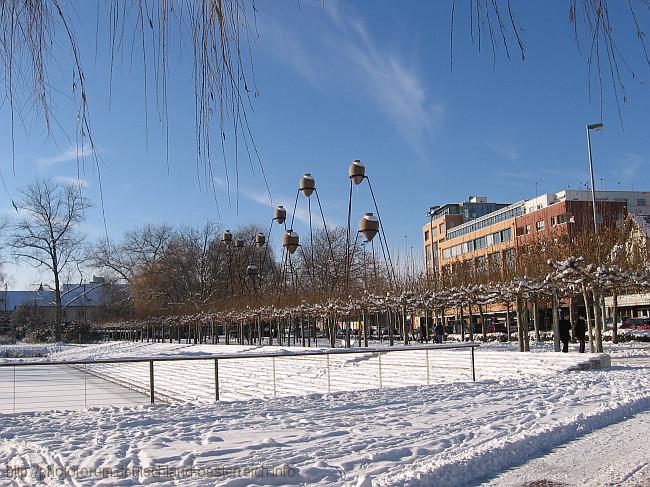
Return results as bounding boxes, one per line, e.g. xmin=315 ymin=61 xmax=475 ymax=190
xmin=483 ymin=408 xmax=650 ymax=486
xmin=0 ymin=342 xmax=647 ymax=486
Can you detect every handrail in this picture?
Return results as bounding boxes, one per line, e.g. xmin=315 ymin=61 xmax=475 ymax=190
xmin=0 ymin=342 xmax=479 ymax=367
xmin=1 ymin=343 xmax=480 ymax=412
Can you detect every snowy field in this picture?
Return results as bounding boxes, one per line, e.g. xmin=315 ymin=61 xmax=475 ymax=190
xmin=0 ymin=342 xmax=648 ymax=486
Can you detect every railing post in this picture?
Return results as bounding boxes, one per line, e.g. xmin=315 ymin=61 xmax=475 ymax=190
xmin=425 ymin=349 xmax=430 ymax=385
xmin=326 ymin=354 xmax=331 ymax=394
xmin=84 ymin=364 xmax=88 ymax=408
xmin=471 ymin=346 xmax=476 ymax=382
xmin=214 ymin=359 xmax=219 ymax=402
xmin=272 ymin=357 xmax=278 ymax=399
xmin=149 ymin=361 xmax=155 ymax=404
xmin=378 ymin=352 xmax=383 ymax=389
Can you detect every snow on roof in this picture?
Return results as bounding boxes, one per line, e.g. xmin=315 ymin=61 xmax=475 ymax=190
xmin=0 ymin=283 xmax=111 ymax=311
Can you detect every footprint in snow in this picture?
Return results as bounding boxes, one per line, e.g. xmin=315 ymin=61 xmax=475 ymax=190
xmin=201 ymin=434 xmax=224 ymax=445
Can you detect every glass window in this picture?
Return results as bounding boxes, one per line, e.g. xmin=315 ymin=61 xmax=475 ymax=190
xmin=502 ymin=228 xmax=511 ymax=241
xmin=637 ymin=198 xmax=647 ymax=206
xmin=525 ymin=225 xmax=531 ymax=235
xmin=424 ymin=230 xmax=430 ymax=241
xmin=536 ymin=220 xmax=545 ymax=231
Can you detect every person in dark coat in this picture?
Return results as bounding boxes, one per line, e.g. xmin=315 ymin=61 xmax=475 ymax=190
xmin=575 ymin=313 xmax=587 ymax=353
xmin=558 ymin=311 xmax=571 ymax=353
xmin=434 ymin=323 xmax=445 ymax=343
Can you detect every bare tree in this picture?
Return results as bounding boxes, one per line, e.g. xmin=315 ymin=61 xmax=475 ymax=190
xmin=90 ymin=223 xmax=175 ymax=285
xmin=10 ymin=179 xmax=91 ymax=341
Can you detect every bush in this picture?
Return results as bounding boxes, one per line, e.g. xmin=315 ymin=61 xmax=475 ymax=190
xmin=22 ymin=327 xmax=54 ymax=343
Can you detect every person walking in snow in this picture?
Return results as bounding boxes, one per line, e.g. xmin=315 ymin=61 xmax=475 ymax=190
xmin=434 ymin=322 xmax=445 ymax=344
xmin=575 ymin=313 xmax=587 ymax=353
xmin=559 ymin=311 xmax=571 ymax=353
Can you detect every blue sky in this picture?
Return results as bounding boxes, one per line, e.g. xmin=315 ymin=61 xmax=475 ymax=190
xmin=1 ymin=1 xmax=649 ymax=289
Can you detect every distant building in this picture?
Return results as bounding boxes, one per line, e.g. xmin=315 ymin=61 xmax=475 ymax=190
xmin=423 ymin=189 xmax=649 ymax=279
xmin=0 ymin=277 xmax=118 ymax=324
xmin=424 ymin=196 xmax=511 ymax=275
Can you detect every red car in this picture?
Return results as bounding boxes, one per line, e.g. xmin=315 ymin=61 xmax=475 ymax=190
xmin=621 ymin=317 xmax=650 ymax=330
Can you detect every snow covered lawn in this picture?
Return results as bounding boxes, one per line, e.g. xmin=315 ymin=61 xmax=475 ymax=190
xmin=0 ymin=345 xmax=647 ymax=486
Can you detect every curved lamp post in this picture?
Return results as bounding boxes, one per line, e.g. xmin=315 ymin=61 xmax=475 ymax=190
xmin=359 ymin=212 xmax=379 ymax=242
xmin=299 ymin=173 xmax=315 ymax=197
xmin=349 ymin=159 xmax=366 ymax=185
xmin=282 ymin=229 xmax=300 ymax=254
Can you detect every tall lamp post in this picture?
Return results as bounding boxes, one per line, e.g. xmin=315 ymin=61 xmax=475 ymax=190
xmin=586 ymin=121 xmax=605 ymax=354
xmin=586 ymin=122 xmax=604 ymax=234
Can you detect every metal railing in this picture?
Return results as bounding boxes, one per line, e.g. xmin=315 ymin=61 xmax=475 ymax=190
xmin=0 ymin=342 xmax=479 ymax=413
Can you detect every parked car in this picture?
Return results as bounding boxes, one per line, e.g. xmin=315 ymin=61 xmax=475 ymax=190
xmin=480 ymin=320 xmax=507 ymax=334
xmin=621 ymin=317 xmax=650 ymax=330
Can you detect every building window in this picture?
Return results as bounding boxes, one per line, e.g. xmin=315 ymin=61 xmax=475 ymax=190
xmin=536 ymin=220 xmax=545 ymax=232
xmin=551 ymin=216 xmax=557 ymax=226
xmin=525 ymin=224 xmax=531 ymax=235
xmin=501 ymin=228 xmax=511 ymax=242
xmin=424 ymin=230 xmax=429 ymax=241
xmin=637 ymin=198 xmax=647 ymax=206
xmin=475 ymin=255 xmax=486 ymax=272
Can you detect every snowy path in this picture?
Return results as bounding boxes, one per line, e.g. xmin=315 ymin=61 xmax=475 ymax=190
xmin=0 ymin=360 xmax=648 ymax=486
xmin=0 ymin=365 xmax=150 ymax=413
xmin=481 ymin=409 xmax=650 ymax=486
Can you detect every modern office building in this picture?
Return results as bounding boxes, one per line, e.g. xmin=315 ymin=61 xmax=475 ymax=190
xmin=423 ymin=190 xmax=650 ymax=278
xmin=424 ymin=196 xmax=511 ymax=275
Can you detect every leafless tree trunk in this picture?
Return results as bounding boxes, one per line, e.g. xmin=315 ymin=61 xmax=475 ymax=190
xmin=612 ymin=290 xmax=619 ymax=344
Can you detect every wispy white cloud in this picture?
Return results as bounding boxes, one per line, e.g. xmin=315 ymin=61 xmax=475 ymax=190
xmin=261 ymin=8 xmax=442 ymax=159
xmin=36 ymin=145 xmax=92 ymax=167
xmin=343 ymin=20 xmax=443 ymax=157
xmin=53 ymin=175 xmax=89 ymax=188
xmin=484 ymin=139 xmax=519 ymax=162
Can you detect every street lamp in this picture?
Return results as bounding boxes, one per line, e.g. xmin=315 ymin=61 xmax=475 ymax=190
xmin=586 ymin=122 xmax=604 ymax=234
xmin=426 ymin=206 xmax=439 ymax=283
xmin=587 ymin=122 xmax=607 ymax=353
